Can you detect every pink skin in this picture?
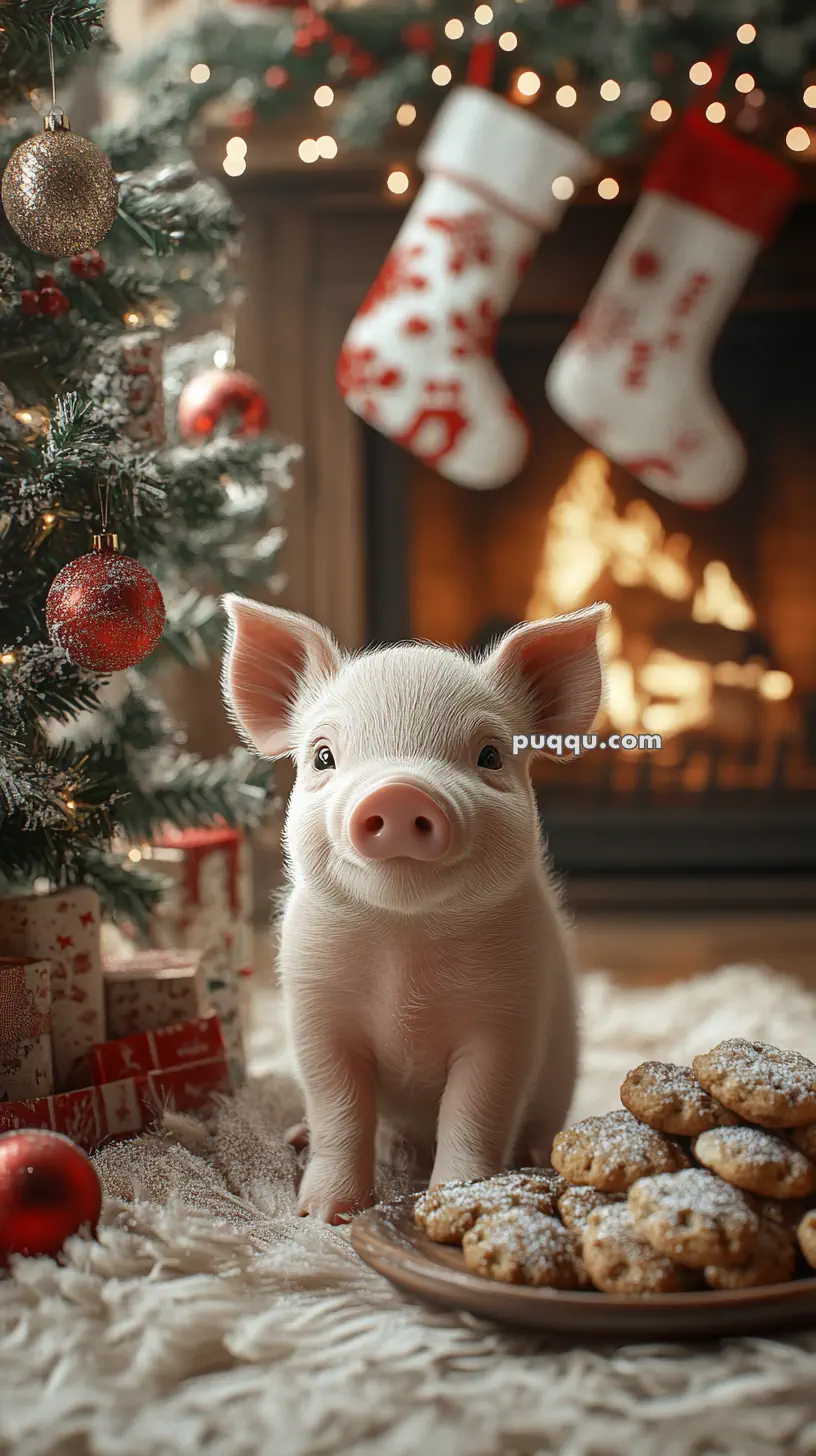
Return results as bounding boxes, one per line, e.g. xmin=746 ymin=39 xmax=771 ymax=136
xmin=222 ymin=596 xmax=608 ymax=1224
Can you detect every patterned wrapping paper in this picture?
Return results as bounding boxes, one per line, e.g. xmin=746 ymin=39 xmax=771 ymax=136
xmin=0 ymin=888 xmax=105 ymax=1092
xmin=103 ymin=947 xmax=210 ymax=1039
xmin=146 ymin=828 xmax=253 ymax=1085
xmin=0 ymin=957 xmax=53 ymax=1100
xmin=0 ymin=1055 xmax=232 ymax=1153
xmin=90 ymin=1013 xmax=227 ymax=1085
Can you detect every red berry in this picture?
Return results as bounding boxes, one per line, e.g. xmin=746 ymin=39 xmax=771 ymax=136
xmin=292 ymin=28 xmax=313 ymax=52
xmin=38 ymin=287 xmax=69 ymax=317
xmin=264 ymin=65 xmax=289 ymax=88
xmin=34 ymin=272 xmax=58 ymax=293
xmin=349 ymin=50 xmax=376 ymax=77
xmin=331 ymin=34 xmax=355 ymax=55
xmin=309 ymin=16 xmax=330 ymax=40
xmin=70 ymin=250 xmax=106 ymax=279
xmin=20 ymin=290 xmax=39 ymax=315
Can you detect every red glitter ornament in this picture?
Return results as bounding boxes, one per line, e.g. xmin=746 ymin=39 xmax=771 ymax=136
xmin=0 ymin=1130 xmax=102 ymax=1262
xmin=177 ymin=367 xmax=270 ymax=441
xmin=46 ymin=534 xmax=166 ymax=672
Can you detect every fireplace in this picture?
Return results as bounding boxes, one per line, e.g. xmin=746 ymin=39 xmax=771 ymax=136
xmin=364 ymin=309 xmax=816 ymax=901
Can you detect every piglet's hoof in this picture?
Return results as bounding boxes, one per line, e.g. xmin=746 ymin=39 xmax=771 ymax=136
xmin=297 ymin=1195 xmax=368 ymax=1225
xmin=296 ymin=1158 xmax=374 ymax=1224
xmin=284 ymin=1121 xmax=310 ymax=1152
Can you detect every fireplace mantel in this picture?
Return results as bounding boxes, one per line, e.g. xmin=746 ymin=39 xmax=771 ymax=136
xmin=227 ymin=160 xmax=816 ymax=652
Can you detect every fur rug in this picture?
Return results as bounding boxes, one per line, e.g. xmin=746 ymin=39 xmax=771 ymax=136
xmin=3 ymin=963 xmax=816 ymax=1456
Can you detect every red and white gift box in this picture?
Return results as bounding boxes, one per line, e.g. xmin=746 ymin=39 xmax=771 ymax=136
xmin=103 ymin=947 xmax=209 ymax=1039
xmin=146 ymin=827 xmax=252 ymax=1085
xmin=0 ymin=1014 xmax=232 ymax=1153
xmin=0 ymin=956 xmax=53 ymax=1100
xmin=0 ymin=887 xmax=105 ymax=1092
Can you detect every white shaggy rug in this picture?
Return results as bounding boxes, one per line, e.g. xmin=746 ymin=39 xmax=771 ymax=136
xmin=3 ymin=963 xmax=816 ymax=1456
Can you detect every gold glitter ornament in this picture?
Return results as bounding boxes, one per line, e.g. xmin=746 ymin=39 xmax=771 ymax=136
xmin=2 ymin=109 xmax=119 ymax=259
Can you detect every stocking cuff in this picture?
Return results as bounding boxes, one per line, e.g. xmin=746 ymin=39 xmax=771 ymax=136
xmin=644 ymin=109 xmax=797 ymax=241
xmin=419 ymin=86 xmax=593 ymax=231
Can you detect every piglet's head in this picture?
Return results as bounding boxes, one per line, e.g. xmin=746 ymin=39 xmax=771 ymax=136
xmin=222 ymin=596 xmax=608 ymax=916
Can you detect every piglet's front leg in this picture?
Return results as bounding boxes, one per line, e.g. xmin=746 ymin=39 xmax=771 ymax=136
xmin=292 ymin=1007 xmax=376 ymax=1223
xmin=430 ymin=1039 xmax=530 ymax=1189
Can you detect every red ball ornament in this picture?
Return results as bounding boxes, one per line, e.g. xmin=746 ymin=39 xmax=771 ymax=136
xmin=177 ymin=367 xmax=270 ymax=441
xmin=0 ymin=1130 xmax=102 ymax=1262
xmin=402 ymin=22 xmax=435 ymax=54
xmin=46 ymin=534 xmax=166 ymax=672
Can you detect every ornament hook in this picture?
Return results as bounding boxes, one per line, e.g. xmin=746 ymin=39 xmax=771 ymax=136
xmin=44 ymin=12 xmax=69 ymax=133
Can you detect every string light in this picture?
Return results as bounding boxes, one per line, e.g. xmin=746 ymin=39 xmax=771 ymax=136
xmin=223 ymin=154 xmax=246 ymax=176
xmin=551 ymin=176 xmax=575 ymax=201
xmin=736 ymin=23 xmax=756 ymax=44
xmin=706 ymin=101 xmax=726 ymax=123
xmin=213 ymin=348 xmax=231 ymax=367
xmin=190 ymin=63 xmax=210 ymax=84
xmin=64 ymin=799 xmax=77 ymax=812
xmin=598 ymin=177 xmax=620 ymax=199
xmin=474 ymin=4 xmax=493 ymax=22
xmin=747 ymin=87 xmax=765 ymax=108
xmin=786 ymin=126 xmax=811 ymax=152
xmin=689 ymin=61 xmax=713 ymax=85
xmin=314 ymin=85 xmax=334 ymax=106
xmin=555 ymin=84 xmax=577 ymax=107
xmin=316 ymin=135 xmax=338 ymax=158
xmin=499 ymin=31 xmax=518 ymax=51
xmin=734 ymin=73 xmax=755 ymax=94
xmin=298 ymin=138 xmax=320 ymax=162
xmin=600 ymin=79 xmax=621 ymax=101
xmin=387 ymin=169 xmax=410 ymax=195
xmin=396 ymin=103 xmax=416 ymax=126
xmin=127 ymin=847 xmax=142 ymax=862
xmin=432 ymin=64 xmax=452 ymax=86
xmin=15 ymin=409 xmax=33 ymax=425
xmin=650 ymin=99 xmax=672 ymax=122
xmin=444 ymin=18 xmax=464 ymax=38
xmin=124 ymin=310 xmax=143 ymax=326
xmin=0 ymin=651 xmax=16 ymax=666
xmin=759 ymin=670 xmax=794 ymax=702
xmin=511 ymin=70 xmax=539 ymax=98
xmin=804 ymin=85 xmax=816 ymax=108
xmin=42 ymin=512 xmax=56 ymax=526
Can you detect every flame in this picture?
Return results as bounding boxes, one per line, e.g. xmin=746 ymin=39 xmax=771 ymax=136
xmin=525 ymin=450 xmax=793 ymax=744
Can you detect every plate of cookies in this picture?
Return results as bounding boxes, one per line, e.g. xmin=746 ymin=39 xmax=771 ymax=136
xmin=350 ymin=1039 xmax=816 ymax=1339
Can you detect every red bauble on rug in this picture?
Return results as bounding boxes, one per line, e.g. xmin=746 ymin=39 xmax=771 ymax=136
xmin=177 ymin=368 xmax=270 ymax=441
xmin=0 ymin=1129 xmax=102 ymax=1261
xmin=46 ymin=533 xmax=165 ymax=672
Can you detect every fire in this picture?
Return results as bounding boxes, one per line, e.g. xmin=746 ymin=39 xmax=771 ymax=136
xmin=525 ymin=450 xmax=793 ymax=742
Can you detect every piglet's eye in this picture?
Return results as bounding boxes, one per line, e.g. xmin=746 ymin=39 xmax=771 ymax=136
xmin=477 ymin=744 xmax=503 ymax=770
xmin=313 ymin=745 xmax=336 ymax=771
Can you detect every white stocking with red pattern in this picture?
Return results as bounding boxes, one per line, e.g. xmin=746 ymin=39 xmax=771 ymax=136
xmin=337 ymin=87 xmax=592 ymax=490
xmin=546 ymin=111 xmax=797 ymax=507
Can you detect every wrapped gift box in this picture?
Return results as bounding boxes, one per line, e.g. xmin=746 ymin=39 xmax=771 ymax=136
xmin=103 ymin=947 xmax=209 ymax=1039
xmin=0 ymin=956 xmax=54 ymax=1100
xmin=145 ymin=827 xmax=252 ymax=1085
xmin=0 ymin=887 xmax=104 ymax=1091
xmin=0 ymin=1055 xmax=232 ymax=1152
xmin=90 ymin=1013 xmax=226 ymax=1085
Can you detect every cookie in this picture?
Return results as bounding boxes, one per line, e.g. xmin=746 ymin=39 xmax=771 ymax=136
xmin=557 ymin=1185 xmax=625 ymax=1232
xmin=462 ymin=1206 xmax=586 ymax=1288
xmin=628 ymin=1168 xmax=760 ymax=1268
xmin=551 ymin=1109 xmax=689 ymax=1193
xmin=514 ymin=1167 xmax=569 ymax=1202
xmin=760 ymin=1196 xmax=816 ymax=1233
xmin=414 ymin=1172 xmax=558 ymax=1244
xmin=704 ymin=1217 xmax=796 ymax=1290
xmin=789 ymin=1124 xmax=816 ymax=1162
xmin=692 ymin=1039 xmax=816 ymax=1129
xmin=797 ymin=1210 xmax=816 ymax=1270
xmin=692 ymin=1125 xmax=816 ymax=1200
xmin=620 ymin=1060 xmax=741 ymax=1136
xmin=581 ymin=1203 xmax=700 ymax=1295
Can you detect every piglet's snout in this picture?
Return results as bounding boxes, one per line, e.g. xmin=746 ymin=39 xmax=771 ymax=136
xmin=347 ymin=782 xmax=452 ymax=862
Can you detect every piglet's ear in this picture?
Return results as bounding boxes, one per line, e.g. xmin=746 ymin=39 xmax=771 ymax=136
xmin=482 ymin=603 xmax=609 ymax=754
xmin=221 ymin=596 xmax=343 ymax=759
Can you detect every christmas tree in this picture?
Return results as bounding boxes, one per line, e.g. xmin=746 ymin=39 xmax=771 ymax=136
xmin=122 ymin=0 xmax=816 ymax=163
xmin=0 ymin=1 xmax=295 ymax=930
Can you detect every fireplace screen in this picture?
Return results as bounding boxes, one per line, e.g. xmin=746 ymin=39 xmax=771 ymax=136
xmin=365 ymin=309 xmax=816 ymax=879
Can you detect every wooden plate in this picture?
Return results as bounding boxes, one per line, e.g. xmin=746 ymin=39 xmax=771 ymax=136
xmin=351 ymin=1197 xmax=816 ymax=1341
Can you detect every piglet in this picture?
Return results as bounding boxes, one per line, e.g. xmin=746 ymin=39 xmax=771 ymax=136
xmin=222 ymin=597 xmax=607 ymax=1223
